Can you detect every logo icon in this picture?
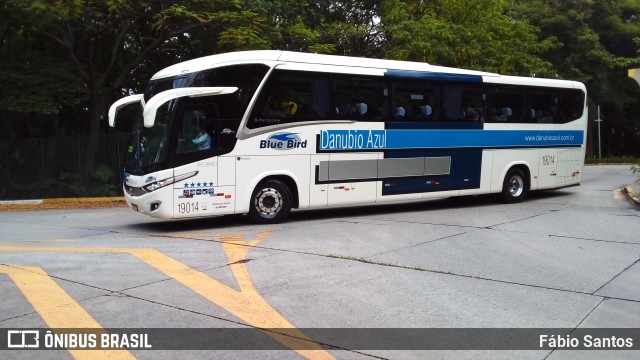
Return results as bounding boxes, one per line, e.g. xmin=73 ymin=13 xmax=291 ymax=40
xmin=7 ymin=330 xmax=39 ymax=348
xmin=259 ymin=133 xmax=307 ymax=150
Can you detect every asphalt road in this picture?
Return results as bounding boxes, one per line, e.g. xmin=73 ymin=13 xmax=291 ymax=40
xmin=1 ymin=165 xmax=639 ymax=360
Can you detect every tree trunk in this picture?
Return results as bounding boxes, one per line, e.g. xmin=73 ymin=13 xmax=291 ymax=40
xmin=42 ymin=114 xmax=60 ymax=182
xmin=81 ymin=92 xmax=106 ymax=183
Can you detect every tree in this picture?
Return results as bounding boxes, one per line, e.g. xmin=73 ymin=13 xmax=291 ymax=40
xmin=232 ymin=0 xmax=382 ymax=56
xmin=380 ymin=0 xmax=554 ymax=76
xmin=512 ymin=0 xmax=640 ymax=156
xmin=0 ymin=2 xmax=86 ymax=130
xmin=5 ymin=0 xmax=266 ymax=181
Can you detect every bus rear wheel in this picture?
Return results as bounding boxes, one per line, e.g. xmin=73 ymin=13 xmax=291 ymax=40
xmin=248 ymin=179 xmax=292 ymax=224
xmin=501 ymin=168 xmax=529 ymax=203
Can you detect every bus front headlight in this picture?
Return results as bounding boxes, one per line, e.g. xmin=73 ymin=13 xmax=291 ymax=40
xmin=142 ymin=171 xmax=198 ymax=193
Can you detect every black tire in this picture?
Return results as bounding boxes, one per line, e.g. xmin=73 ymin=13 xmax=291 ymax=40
xmin=501 ymin=168 xmax=529 ymax=203
xmin=248 ymin=179 xmax=292 ymax=224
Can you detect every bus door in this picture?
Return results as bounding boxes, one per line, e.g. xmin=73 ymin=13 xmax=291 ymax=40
xmin=172 ymin=104 xmax=224 ymax=218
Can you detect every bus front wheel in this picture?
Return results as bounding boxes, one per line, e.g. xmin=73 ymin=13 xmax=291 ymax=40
xmin=501 ymin=168 xmax=529 ymax=203
xmin=248 ymin=179 xmax=292 ymax=224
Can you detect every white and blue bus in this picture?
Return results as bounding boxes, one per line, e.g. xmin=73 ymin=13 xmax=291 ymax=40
xmin=108 ymin=50 xmax=587 ymax=224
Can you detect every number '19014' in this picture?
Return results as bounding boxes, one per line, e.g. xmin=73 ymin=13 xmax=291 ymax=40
xmin=178 ymin=202 xmax=199 ymax=214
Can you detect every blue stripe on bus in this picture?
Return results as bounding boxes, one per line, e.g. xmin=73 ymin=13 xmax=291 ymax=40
xmin=318 ymin=130 xmax=584 ymax=151
xmin=385 ymin=69 xmax=483 ymax=83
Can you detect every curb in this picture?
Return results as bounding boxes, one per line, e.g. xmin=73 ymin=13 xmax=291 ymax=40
xmin=0 ymin=197 xmax=125 ymax=205
xmin=624 ymin=186 xmax=640 ymax=208
xmin=43 ymin=197 xmax=125 ymax=204
xmin=0 ymin=197 xmax=126 ymax=211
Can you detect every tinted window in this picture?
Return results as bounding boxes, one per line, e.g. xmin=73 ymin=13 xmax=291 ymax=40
xmin=524 ymin=88 xmax=585 ymax=124
xmin=176 ymin=103 xmax=215 ymax=154
xmin=557 ymin=89 xmax=585 ymax=123
xmin=192 ymin=64 xmax=270 ymax=120
xmin=144 ymin=77 xmax=188 ymax=103
xmin=391 ymin=80 xmax=438 ymax=121
xmin=334 ymin=76 xmax=388 ymax=121
xmin=248 ymin=70 xmax=331 ymax=129
xmin=529 ymin=90 xmax=557 ymax=123
xmin=488 ymin=87 xmax=525 ymax=123
xmin=442 ymin=84 xmax=484 ymax=122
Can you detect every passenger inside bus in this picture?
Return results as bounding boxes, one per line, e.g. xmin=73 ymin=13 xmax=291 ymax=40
xmin=464 ymin=107 xmax=482 ymax=122
xmin=491 ymin=107 xmax=512 ymax=122
xmin=263 ymin=96 xmax=287 ymax=118
xmin=178 ymin=111 xmax=212 ymax=152
xmin=420 ymin=104 xmax=433 ymax=120
xmin=280 ymin=101 xmax=298 ymax=116
xmin=191 ymin=118 xmax=212 ymax=150
xmin=344 ymin=102 xmax=368 ymax=119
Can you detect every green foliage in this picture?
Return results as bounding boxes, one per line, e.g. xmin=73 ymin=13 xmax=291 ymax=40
xmin=510 ymin=0 xmax=640 ymax=156
xmin=55 ymin=165 xmax=119 ymax=197
xmin=0 ymin=53 xmax=86 ymax=115
xmin=242 ymin=0 xmax=381 ymax=55
xmin=381 ymin=0 xmax=554 ymax=76
xmin=91 ymin=164 xmax=117 ymax=183
xmin=5 ymin=164 xmax=120 ymax=199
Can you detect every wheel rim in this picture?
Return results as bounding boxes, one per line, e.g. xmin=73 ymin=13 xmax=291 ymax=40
xmin=254 ymin=187 xmax=282 ymax=219
xmin=508 ymin=174 xmax=524 ymax=197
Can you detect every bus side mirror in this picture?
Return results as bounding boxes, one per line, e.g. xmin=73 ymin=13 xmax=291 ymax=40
xmin=108 ymin=94 xmax=145 ymax=127
xmin=142 ymin=87 xmax=238 ymax=128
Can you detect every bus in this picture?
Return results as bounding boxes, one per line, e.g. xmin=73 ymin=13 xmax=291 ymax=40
xmin=108 ymin=50 xmax=587 ymax=224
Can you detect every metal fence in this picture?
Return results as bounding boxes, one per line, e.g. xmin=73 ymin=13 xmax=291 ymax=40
xmin=0 ymin=132 xmax=130 ymax=200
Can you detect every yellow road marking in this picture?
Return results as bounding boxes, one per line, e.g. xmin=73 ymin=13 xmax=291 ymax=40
xmin=0 ymin=265 xmax=135 ymax=360
xmin=0 ymin=231 xmax=335 ymax=359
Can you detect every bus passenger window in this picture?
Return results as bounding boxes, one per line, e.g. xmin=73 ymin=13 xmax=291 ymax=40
xmin=390 ymin=80 xmax=437 ymax=121
xmin=248 ymin=70 xmax=330 ymax=129
xmin=334 ymin=76 xmax=387 ymax=121
xmin=488 ymin=87 xmax=524 ymax=123
xmin=442 ymin=84 xmax=484 ymax=122
xmin=530 ymin=92 xmax=557 ymax=123
xmin=557 ymin=90 xmax=585 ymax=123
xmin=262 ymin=95 xmax=288 ymax=118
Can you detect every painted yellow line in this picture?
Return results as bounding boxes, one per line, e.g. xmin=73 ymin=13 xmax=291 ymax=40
xmin=0 ymin=265 xmax=135 ymax=360
xmin=131 ymin=231 xmax=335 ymax=360
xmin=0 ymin=232 xmax=336 ymax=359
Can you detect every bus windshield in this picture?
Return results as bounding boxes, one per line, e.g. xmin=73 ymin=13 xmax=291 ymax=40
xmin=125 ymin=64 xmax=269 ymax=175
xmin=125 ymin=101 xmax=173 ymax=175
xmin=125 ymin=78 xmax=186 ymax=175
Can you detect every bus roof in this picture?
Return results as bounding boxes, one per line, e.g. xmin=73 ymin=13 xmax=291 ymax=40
xmin=151 ymin=50 xmax=584 ymax=90
xmin=151 ymin=50 xmax=496 ymax=80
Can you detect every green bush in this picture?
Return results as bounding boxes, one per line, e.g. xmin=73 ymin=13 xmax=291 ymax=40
xmin=5 ymin=164 xmax=120 ymax=199
xmin=585 ymin=156 xmax=640 ymax=164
